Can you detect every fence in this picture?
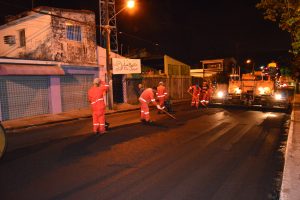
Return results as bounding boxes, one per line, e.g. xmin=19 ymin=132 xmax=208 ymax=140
xmin=125 ymin=75 xmax=191 ymax=104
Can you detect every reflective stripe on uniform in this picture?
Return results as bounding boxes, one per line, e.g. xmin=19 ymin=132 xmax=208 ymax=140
xmin=144 ymin=112 xmax=150 ymax=115
xmin=157 ymin=95 xmax=165 ymax=98
xmin=139 ymin=97 xmax=147 ymax=103
xmin=100 ymin=124 xmax=105 ymax=126
xmin=94 ymin=123 xmax=100 ymax=126
xmin=151 ymin=99 xmax=156 ymax=102
xmin=91 ymin=98 xmax=104 ymax=104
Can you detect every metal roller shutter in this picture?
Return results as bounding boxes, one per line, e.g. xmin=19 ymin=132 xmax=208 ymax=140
xmin=0 ymin=76 xmax=50 ymax=120
xmin=60 ymin=75 xmax=94 ymax=112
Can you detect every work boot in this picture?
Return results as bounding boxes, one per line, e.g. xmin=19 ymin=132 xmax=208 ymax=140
xmin=146 ymin=120 xmax=154 ymax=125
xmin=140 ymin=119 xmax=146 ymax=123
xmin=105 ymin=122 xmax=110 ymax=131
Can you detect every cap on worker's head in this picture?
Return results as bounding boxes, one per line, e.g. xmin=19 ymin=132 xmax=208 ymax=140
xmin=159 ymin=81 xmax=164 ymax=85
xmin=93 ymin=78 xmax=100 ymax=84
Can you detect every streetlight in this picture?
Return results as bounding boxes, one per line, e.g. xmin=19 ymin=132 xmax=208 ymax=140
xmin=103 ymin=0 xmax=135 ymax=110
xmin=246 ymin=59 xmax=255 ymax=74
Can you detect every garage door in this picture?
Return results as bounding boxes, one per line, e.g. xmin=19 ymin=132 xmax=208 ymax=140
xmin=60 ymin=75 xmax=94 ymax=112
xmin=0 ymin=76 xmax=50 ymax=120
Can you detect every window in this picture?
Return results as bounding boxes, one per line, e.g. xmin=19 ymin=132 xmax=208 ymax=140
xmin=19 ymin=29 xmax=26 ymax=47
xmin=3 ymin=35 xmax=16 ymax=46
xmin=66 ymin=25 xmax=82 ymax=42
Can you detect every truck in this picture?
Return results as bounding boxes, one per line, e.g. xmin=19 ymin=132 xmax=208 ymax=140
xmin=210 ymin=70 xmax=292 ymax=110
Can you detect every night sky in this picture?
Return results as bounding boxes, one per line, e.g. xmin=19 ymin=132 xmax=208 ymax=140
xmin=0 ymin=0 xmax=292 ymax=67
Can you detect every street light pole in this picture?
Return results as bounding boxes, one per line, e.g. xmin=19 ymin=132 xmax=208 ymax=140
xmin=246 ymin=59 xmax=255 ymax=74
xmin=103 ymin=0 xmax=135 ymax=110
xmin=104 ymin=0 xmax=113 ymax=110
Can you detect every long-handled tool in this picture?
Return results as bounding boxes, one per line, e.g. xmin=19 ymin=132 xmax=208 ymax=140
xmin=158 ymin=108 xmax=177 ymax=119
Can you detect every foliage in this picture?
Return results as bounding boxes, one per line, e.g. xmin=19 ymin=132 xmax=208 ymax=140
xmin=280 ymin=66 xmax=292 ymax=76
xmin=256 ymin=0 xmax=300 ymax=55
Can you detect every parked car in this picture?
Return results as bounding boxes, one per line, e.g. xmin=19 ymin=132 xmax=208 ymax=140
xmin=0 ymin=122 xmax=6 ymax=159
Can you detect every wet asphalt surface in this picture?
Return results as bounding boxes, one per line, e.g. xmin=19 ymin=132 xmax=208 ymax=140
xmin=0 ymin=103 xmax=289 ymax=200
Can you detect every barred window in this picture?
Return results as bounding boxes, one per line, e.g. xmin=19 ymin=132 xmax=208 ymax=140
xmin=66 ymin=25 xmax=82 ymax=42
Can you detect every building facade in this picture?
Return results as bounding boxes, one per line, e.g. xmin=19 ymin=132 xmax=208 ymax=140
xmin=0 ymin=7 xmax=100 ymax=121
xmin=0 ymin=6 xmax=97 ymax=65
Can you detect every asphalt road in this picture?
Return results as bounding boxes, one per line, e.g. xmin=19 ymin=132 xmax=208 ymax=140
xmin=0 ymin=104 xmax=289 ymax=200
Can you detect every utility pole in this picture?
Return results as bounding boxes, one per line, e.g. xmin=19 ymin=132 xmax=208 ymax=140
xmin=104 ymin=0 xmax=113 ymax=110
xmin=99 ymin=0 xmax=135 ymax=109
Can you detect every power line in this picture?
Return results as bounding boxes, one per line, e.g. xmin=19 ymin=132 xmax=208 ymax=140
xmin=118 ymin=31 xmax=161 ymax=47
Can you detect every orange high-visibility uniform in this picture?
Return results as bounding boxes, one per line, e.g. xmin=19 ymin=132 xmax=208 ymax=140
xmin=156 ymin=85 xmax=167 ymax=109
xmin=188 ymin=85 xmax=201 ymax=108
xmin=139 ymin=88 xmax=157 ymax=121
xmin=201 ymin=83 xmax=209 ymax=105
xmin=88 ymin=82 xmax=109 ymax=134
xmin=207 ymin=85 xmax=213 ymax=102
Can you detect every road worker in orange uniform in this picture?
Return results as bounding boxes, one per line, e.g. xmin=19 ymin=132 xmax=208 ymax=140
xmin=188 ymin=84 xmax=201 ymax=108
xmin=156 ymin=81 xmax=168 ymax=111
xmin=88 ymin=78 xmax=109 ymax=135
xmin=201 ymin=81 xmax=209 ymax=106
xmin=139 ymin=87 xmax=162 ymax=124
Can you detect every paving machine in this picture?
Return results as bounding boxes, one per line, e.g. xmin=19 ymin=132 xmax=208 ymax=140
xmin=210 ymin=70 xmax=292 ymax=110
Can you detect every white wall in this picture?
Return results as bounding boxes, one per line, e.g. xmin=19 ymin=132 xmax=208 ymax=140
xmin=97 ymin=46 xmax=125 ymax=80
xmin=0 ymin=14 xmax=52 ymax=58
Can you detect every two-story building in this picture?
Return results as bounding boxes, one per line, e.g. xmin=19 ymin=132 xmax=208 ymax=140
xmin=0 ymin=7 xmax=101 ymax=120
xmin=0 ymin=6 xmax=97 ymax=64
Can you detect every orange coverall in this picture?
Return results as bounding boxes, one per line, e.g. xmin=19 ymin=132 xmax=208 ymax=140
xmin=188 ymin=85 xmax=201 ymax=108
xmin=156 ymin=85 xmax=167 ymax=109
xmin=139 ymin=88 xmax=157 ymax=122
xmin=88 ymin=82 xmax=109 ymax=134
xmin=201 ymin=83 xmax=209 ymax=105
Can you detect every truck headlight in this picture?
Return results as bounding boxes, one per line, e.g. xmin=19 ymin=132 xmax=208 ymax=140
xmin=234 ymin=88 xmax=241 ymax=94
xmin=258 ymin=87 xmax=270 ymax=95
xmin=217 ymin=91 xmax=224 ymax=98
xmin=258 ymin=87 xmax=265 ymax=94
xmin=275 ymin=94 xmax=282 ymax=100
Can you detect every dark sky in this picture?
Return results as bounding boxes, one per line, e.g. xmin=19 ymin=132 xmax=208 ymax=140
xmin=0 ymin=0 xmax=292 ymax=66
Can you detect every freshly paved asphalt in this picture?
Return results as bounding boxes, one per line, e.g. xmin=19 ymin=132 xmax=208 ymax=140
xmin=0 ymin=104 xmax=289 ymax=200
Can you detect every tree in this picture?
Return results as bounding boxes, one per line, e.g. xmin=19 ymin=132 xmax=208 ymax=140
xmin=256 ymin=0 xmax=300 ymax=67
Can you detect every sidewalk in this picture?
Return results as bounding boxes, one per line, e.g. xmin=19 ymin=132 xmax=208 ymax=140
xmin=280 ymin=94 xmax=300 ymax=200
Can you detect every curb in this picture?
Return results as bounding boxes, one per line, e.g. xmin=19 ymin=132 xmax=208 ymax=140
xmin=4 ymin=107 xmax=140 ymax=132
xmin=280 ymin=109 xmax=294 ymax=200
xmin=4 ymin=100 xmax=189 ymax=132
xmin=280 ymin=94 xmax=300 ymax=200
